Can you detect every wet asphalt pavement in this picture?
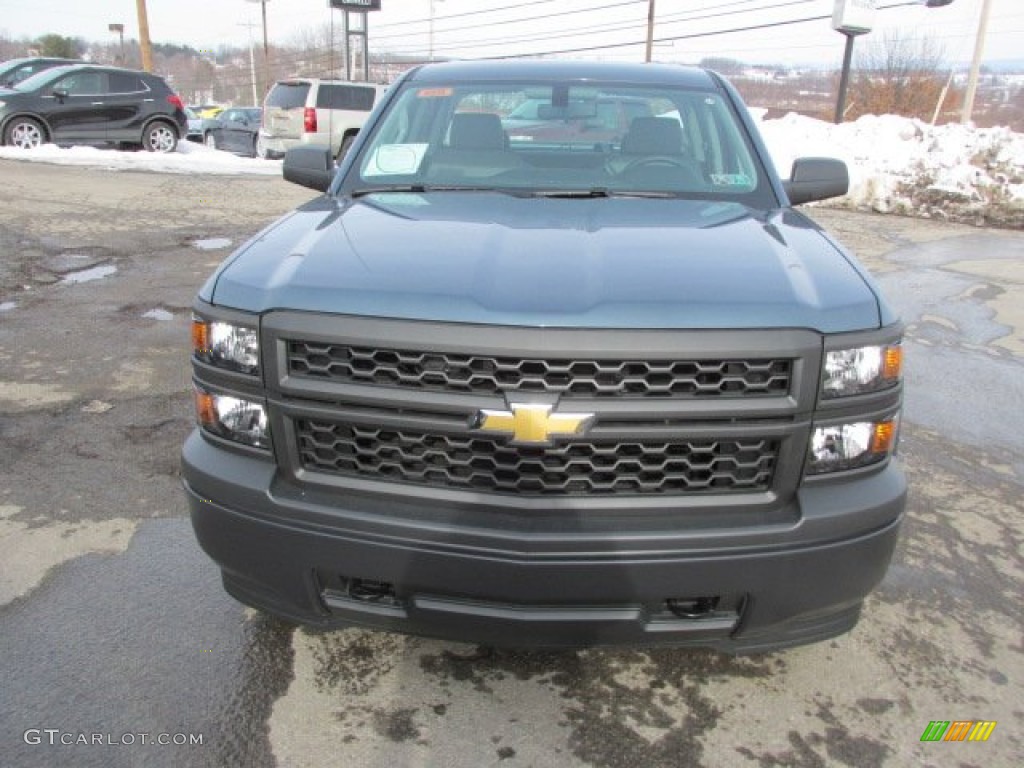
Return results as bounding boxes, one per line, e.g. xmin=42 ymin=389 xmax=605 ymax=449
xmin=0 ymin=161 xmax=1021 ymax=767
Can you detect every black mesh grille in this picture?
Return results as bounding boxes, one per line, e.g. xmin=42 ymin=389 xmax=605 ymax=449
xmin=286 ymin=342 xmax=792 ymax=398
xmin=296 ymin=419 xmax=778 ymax=496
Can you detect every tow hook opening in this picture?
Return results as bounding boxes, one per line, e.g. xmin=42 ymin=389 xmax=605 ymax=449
xmin=346 ymin=578 xmax=402 ymax=607
xmin=666 ymin=596 xmax=720 ymax=619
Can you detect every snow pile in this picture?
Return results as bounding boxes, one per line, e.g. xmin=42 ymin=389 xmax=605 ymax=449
xmin=0 ymin=139 xmax=281 ymax=176
xmin=759 ymin=112 xmax=1024 ymax=226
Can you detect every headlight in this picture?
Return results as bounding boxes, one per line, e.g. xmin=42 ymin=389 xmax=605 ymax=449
xmin=192 ymin=317 xmax=259 ymax=374
xmin=807 ymin=416 xmax=898 ymax=475
xmin=194 ymin=387 xmax=270 ymax=449
xmin=822 ymin=343 xmax=902 ymax=398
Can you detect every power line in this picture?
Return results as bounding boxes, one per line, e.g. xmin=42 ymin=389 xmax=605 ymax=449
xmin=372 ymin=0 xmax=647 ymax=42
xmin=377 ymin=0 xmax=820 ymax=54
xmin=373 ymin=0 xmax=558 ymax=30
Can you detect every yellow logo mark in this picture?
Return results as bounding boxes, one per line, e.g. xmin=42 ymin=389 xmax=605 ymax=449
xmin=475 ymin=403 xmax=593 ymax=446
xmin=967 ymin=721 xmax=997 ymax=742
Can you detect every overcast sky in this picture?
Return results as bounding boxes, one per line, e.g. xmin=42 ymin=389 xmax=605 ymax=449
xmin=0 ymin=0 xmax=1019 ymax=67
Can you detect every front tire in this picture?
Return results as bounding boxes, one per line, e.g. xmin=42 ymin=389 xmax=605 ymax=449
xmin=144 ymin=122 xmax=178 ymax=153
xmin=5 ymin=117 xmax=45 ymax=149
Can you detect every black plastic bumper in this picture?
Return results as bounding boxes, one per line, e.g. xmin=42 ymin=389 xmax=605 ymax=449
xmin=183 ymin=430 xmax=905 ymax=653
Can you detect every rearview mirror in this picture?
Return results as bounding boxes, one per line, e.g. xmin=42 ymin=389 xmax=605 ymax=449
xmin=283 ymin=145 xmax=335 ymax=192
xmin=783 ymin=158 xmax=849 ymax=206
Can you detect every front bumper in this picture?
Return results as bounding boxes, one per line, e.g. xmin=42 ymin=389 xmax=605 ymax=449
xmin=182 ymin=430 xmax=905 ymax=653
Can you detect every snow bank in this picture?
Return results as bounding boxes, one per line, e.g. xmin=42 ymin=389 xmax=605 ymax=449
xmin=0 ymin=139 xmax=281 ymax=176
xmin=759 ymin=113 xmax=1024 ymax=227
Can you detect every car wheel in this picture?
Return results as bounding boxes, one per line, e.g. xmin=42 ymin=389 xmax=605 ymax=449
xmin=4 ymin=117 xmax=45 ymax=149
xmin=204 ymin=132 xmax=217 ymax=150
xmin=144 ymin=122 xmax=178 ymax=153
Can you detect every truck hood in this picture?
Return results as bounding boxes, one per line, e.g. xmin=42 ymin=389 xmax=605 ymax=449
xmin=209 ymin=193 xmax=881 ymax=332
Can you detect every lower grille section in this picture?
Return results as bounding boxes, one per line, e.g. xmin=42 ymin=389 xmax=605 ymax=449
xmin=296 ymin=418 xmax=778 ymax=496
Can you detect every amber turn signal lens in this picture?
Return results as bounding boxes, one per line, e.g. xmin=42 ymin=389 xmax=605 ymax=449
xmin=191 ymin=319 xmax=209 ymax=354
xmin=882 ymin=345 xmax=902 ymax=381
xmin=194 ymin=389 xmax=217 ymax=426
xmin=873 ymin=419 xmax=898 ymax=454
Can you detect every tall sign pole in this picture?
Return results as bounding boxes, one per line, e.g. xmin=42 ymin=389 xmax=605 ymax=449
xmin=329 ymin=1 xmax=382 ymax=81
xmin=831 ymin=0 xmax=876 ymax=124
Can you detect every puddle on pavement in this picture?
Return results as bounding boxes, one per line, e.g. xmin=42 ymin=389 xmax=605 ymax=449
xmin=192 ymin=238 xmax=233 ymax=251
xmin=60 ymin=264 xmax=118 ymax=284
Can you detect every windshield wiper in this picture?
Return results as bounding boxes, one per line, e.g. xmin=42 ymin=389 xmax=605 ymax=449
xmin=529 ymin=188 xmax=684 ymax=199
xmin=349 ymin=184 xmax=519 ymax=198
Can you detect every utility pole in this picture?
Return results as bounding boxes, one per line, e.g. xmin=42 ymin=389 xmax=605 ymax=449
xmin=645 ymin=0 xmax=655 ymax=63
xmin=961 ymin=0 xmax=993 ymax=125
xmin=245 ymin=0 xmax=271 ymax=97
xmin=429 ymin=0 xmax=445 ymax=62
xmin=135 ymin=0 xmax=153 ymax=72
xmin=240 ymin=21 xmax=259 ymax=106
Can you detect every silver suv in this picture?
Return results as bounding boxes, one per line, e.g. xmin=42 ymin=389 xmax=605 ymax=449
xmin=258 ymin=78 xmax=386 ymax=159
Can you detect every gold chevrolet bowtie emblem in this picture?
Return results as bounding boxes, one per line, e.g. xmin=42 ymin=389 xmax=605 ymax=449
xmin=475 ymin=403 xmax=594 ymax=446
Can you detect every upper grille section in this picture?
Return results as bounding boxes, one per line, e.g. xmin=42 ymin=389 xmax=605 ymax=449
xmin=286 ymin=342 xmax=792 ymax=398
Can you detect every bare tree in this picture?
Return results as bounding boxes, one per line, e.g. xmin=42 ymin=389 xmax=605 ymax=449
xmin=847 ymin=31 xmax=961 ymax=122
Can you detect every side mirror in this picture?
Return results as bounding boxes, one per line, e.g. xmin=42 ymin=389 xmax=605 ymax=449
xmin=283 ymin=145 xmax=335 ymax=192
xmin=783 ymin=158 xmax=849 ymax=206
xmin=51 ymin=87 xmax=69 ymax=100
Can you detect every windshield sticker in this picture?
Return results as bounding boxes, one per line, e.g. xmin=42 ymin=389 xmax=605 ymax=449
xmin=363 ymin=143 xmax=429 ymax=176
xmin=710 ymin=173 xmax=752 ymax=187
xmin=417 ymin=87 xmax=453 ymax=98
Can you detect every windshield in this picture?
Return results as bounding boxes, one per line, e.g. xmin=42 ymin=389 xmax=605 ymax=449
xmin=346 ymin=79 xmax=771 ymax=205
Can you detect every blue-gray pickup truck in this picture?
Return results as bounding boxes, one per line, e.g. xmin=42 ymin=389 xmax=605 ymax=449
xmin=183 ymin=61 xmax=905 ymax=653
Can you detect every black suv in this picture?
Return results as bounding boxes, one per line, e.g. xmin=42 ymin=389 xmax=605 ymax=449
xmin=0 ymin=57 xmax=78 ymax=88
xmin=0 ymin=64 xmax=187 ymax=153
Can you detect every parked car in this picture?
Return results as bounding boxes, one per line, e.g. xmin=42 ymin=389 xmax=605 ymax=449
xmin=184 ymin=60 xmax=905 ymax=653
xmin=0 ymin=57 xmax=78 ymax=88
xmin=196 ymin=105 xmax=225 ymax=119
xmin=185 ymin=107 xmax=204 ymax=142
xmin=258 ymin=77 xmax=386 ymax=160
xmin=201 ymin=107 xmax=263 ymax=157
xmin=0 ymin=64 xmax=186 ymax=152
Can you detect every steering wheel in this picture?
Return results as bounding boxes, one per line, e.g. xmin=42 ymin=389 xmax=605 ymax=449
xmin=619 ymin=155 xmax=695 ymax=173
